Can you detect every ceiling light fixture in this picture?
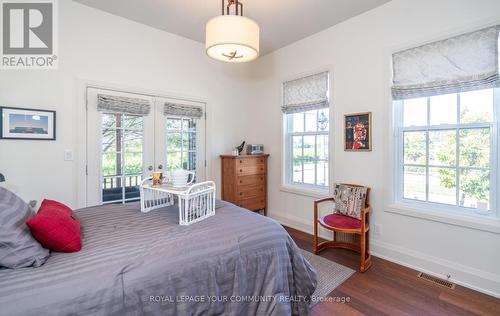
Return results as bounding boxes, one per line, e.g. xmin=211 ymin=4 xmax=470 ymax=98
xmin=205 ymin=0 xmax=260 ymax=63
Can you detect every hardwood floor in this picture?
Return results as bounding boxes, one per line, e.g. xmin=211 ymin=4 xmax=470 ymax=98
xmin=285 ymin=226 xmax=500 ymax=316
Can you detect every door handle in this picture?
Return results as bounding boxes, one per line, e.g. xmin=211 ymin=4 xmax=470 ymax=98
xmin=158 ymin=164 xmax=163 ymax=170
xmin=148 ymin=166 xmax=153 ymax=171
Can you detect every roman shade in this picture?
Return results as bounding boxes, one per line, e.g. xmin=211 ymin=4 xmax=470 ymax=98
xmin=282 ymin=71 xmax=329 ymax=114
xmin=97 ymin=94 xmax=151 ymax=115
xmin=164 ymin=103 xmax=204 ymax=119
xmin=392 ymin=25 xmax=500 ymax=100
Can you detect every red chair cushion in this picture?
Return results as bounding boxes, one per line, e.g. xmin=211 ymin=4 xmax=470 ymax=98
xmin=26 ymin=206 xmax=81 ymax=253
xmin=39 ymin=199 xmax=72 ymax=216
xmin=323 ymin=214 xmax=361 ymax=229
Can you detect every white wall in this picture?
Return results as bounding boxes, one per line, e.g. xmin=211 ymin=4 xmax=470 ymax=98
xmin=247 ymin=0 xmax=500 ymax=297
xmin=0 ymin=0 xmax=253 ymax=207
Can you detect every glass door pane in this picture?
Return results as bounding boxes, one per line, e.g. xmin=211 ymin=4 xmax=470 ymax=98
xmin=166 ymin=116 xmax=198 ymax=177
xmin=155 ymin=97 xmax=206 ymax=183
xmin=86 ymin=87 xmax=155 ymax=207
xmin=101 ymin=113 xmax=144 ymax=204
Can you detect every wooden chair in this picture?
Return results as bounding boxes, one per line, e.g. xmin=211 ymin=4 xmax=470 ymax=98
xmin=313 ymin=183 xmax=372 ymax=272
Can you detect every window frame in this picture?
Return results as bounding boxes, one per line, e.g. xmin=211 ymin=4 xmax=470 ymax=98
xmin=393 ymin=88 xmax=500 ymax=218
xmin=282 ymin=109 xmax=330 ymax=196
xmin=165 ymin=115 xmax=198 ymax=173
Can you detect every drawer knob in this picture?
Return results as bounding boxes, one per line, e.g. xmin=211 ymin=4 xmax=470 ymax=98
xmin=239 ymin=160 xmax=243 ymax=163
xmin=239 ymin=180 xmax=242 ymax=184
xmin=240 ymin=192 xmax=243 ymax=195
xmin=239 ymin=169 xmax=242 ymax=172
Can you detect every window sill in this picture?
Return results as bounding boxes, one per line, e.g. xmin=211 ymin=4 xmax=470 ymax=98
xmin=387 ymin=203 xmax=500 ymax=234
xmin=280 ymin=185 xmax=330 ymax=199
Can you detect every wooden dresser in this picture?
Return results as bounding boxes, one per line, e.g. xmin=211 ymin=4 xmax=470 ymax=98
xmin=220 ymin=154 xmax=269 ymax=215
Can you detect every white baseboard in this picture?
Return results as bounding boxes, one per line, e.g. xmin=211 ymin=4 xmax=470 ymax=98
xmin=268 ymin=210 xmax=500 ymax=299
xmin=371 ymin=240 xmax=500 ymax=299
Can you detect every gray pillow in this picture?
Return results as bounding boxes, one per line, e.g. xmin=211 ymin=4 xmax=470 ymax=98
xmin=0 ymin=187 xmax=50 ymax=268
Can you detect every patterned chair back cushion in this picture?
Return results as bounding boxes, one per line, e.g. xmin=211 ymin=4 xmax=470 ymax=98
xmin=332 ymin=184 xmax=368 ymax=220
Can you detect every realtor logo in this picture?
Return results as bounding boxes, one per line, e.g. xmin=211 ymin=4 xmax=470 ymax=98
xmin=1 ymin=0 xmax=58 ymax=69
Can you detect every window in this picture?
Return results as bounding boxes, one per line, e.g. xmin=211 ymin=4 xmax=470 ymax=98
xmin=284 ymin=108 xmax=329 ymax=189
xmin=101 ymin=113 xmax=144 ymax=203
xmin=282 ymin=71 xmax=330 ymax=193
xmin=166 ymin=116 xmax=197 ymax=173
xmin=395 ymin=88 xmax=498 ymax=215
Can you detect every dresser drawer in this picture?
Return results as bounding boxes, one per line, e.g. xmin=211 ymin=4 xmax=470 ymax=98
xmin=237 ymin=185 xmax=265 ymax=199
xmin=237 ymin=175 xmax=265 ymax=186
xmin=237 ymin=157 xmax=266 ymax=166
xmin=237 ymin=164 xmax=265 ymax=176
xmin=237 ymin=197 xmax=266 ymax=211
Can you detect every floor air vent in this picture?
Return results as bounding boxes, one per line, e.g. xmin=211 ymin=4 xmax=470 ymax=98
xmin=417 ymin=272 xmax=455 ymax=289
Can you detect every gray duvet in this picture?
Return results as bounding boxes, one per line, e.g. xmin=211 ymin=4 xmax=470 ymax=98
xmin=0 ymin=200 xmax=316 ymax=316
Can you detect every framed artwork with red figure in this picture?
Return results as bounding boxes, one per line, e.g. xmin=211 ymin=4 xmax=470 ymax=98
xmin=344 ymin=112 xmax=372 ymax=152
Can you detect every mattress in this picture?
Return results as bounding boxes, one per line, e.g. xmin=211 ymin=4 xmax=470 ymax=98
xmin=0 ymin=200 xmax=317 ymax=316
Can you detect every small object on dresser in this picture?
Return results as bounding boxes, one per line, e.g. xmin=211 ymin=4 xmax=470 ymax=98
xmin=236 ymin=141 xmax=246 ymax=154
xmin=0 ymin=173 xmax=5 ymax=182
xmin=232 ymin=148 xmax=239 ymax=156
xmin=246 ymin=144 xmax=264 ymax=155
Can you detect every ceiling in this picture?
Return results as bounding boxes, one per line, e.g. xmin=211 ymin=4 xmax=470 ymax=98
xmin=73 ymin=0 xmax=391 ymax=55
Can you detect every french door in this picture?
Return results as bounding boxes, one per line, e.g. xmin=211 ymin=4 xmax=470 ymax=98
xmin=86 ymin=88 xmax=206 ymax=207
xmin=154 ymin=97 xmax=206 ymax=182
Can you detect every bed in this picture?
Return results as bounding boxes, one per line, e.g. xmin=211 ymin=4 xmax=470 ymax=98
xmin=0 ymin=200 xmax=317 ymax=316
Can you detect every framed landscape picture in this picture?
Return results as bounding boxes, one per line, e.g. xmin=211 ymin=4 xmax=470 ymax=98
xmin=0 ymin=107 xmax=56 ymax=140
xmin=344 ymin=112 xmax=371 ymax=151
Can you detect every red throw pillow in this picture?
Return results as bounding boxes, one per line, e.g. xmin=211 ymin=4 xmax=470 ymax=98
xmin=39 ymin=199 xmax=72 ymax=216
xmin=26 ymin=207 xmax=81 ymax=253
